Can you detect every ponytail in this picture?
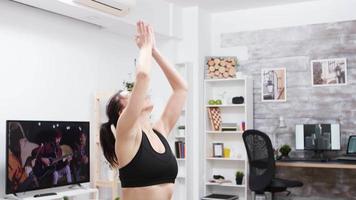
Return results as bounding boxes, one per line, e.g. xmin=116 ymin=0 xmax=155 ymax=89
xmin=100 ymin=90 xmax=123 ymax=168
xmin=100 ymin=122 xmax=118 ymax=168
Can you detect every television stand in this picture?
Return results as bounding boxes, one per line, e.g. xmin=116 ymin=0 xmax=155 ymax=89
xmin=4 ymin=188 xmax=98 ymax=200
xmin=33 ymin=193 xmax=57 ymax=198
xmin=69 ymin=183 xmax=86 ymax=189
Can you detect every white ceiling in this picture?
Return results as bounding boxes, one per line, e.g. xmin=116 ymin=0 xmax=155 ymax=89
xmin=164 ymin=0 xmax=319 ymax=12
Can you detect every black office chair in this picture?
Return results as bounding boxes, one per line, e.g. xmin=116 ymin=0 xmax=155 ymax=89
xmin=242 ymin=130 xmax=303 ymax=200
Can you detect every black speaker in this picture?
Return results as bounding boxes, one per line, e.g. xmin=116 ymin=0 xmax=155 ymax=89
xmin=232 ymin=96 xmax=244 ymax=104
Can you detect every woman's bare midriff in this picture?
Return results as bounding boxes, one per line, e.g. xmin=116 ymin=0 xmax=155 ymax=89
xmin=121 ymin=183 xmax=174 ymax=200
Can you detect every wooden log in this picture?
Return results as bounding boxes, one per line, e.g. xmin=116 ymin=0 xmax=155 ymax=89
xmin=208 ymin=72 xmax=214 ymax=78
xmin=219 ymin=67 xmax=226 ymax=73
xmin=228 ymin=67 xmax=236 ymax=76
xmin=214 ymin=58 xmax=220 ymax=65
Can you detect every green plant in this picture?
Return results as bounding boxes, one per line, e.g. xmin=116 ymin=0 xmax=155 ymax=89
xmin=235 ymin=171 xmax=244 ymax=178
xmin=63 ymin=196 xmax=69 ymax=200
xmin=114 ymin=197 xmax=120 ymax=200
xmin=279 ymin=144 xmax=291 ymax=156
xmin=125 ymin=82 xmax=134 ymax=91
xmin=178 ymin=125 xmax=185 ymax=130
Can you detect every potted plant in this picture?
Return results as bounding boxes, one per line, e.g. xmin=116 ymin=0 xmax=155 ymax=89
xmin=124 ymin=81 xmax=134 ymax=91
xmin=63 ymin=196 xmax=69 ymax=200
xmin=279 ymin=144 xmax=291 ymax=160
xmin=235 ymin=171 xmax=244 ymax=185
xmin=114 ymin=197 xmax=120 ymax=200
xmin=177 ymin=125 xmax=185 ymax=137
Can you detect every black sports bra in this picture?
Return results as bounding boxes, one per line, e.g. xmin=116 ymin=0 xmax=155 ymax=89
xmin=119 ymin=129 xmax=178 ymax=188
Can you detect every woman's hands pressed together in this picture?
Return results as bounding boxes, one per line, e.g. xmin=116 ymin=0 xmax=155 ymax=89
xmin=135 ymin=20 xmax=154 ymax=50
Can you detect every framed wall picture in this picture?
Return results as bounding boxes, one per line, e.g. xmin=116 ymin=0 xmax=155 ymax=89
xmin=213 ymin=143 xmax=224 ymax=157
xmin=311 ymin=58 xmax=347 ymax=87
xmin=261 ymin=68 xmax=287 ymax=102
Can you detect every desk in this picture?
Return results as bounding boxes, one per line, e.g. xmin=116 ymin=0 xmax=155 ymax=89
xmin=276 ymin=161 xmax=356 ymax=169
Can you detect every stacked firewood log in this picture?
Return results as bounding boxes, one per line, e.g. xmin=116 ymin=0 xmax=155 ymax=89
xmin=206 ymin=57 xmax=238 ymax=79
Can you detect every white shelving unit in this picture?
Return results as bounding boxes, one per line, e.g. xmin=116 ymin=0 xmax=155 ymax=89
xmin=203 ymin=76 xmax=253 ymax=200
xmin=94 ymin=92 xmax=121 ymax=200
xmin=166 ymin=62 xmax=193 ymax=200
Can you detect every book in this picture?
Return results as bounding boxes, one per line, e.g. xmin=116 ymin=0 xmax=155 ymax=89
xmin=201 ymin=194 xmax=239 ymax=200
xmin=221 ymin=123 xmax=238 ymax=131
xmin=175 ymin=141 xmax=186 ymax=158
xmin=175 ymin=141 xmax=180 ymax=158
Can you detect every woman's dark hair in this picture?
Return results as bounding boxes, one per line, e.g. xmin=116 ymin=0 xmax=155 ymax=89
xmin=100 ymin=90 xmax=124 ymax=167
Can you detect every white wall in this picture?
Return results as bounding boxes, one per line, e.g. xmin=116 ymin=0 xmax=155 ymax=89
xmin=211 ymin=0 xmax=356 ymax=59
xmin=197 ymin=8 xmax=211 ymax=199
xmin=0 ymin=0 xmax=177 ymax=197
xmin=176 ymin=6 xmax=212 ymax=199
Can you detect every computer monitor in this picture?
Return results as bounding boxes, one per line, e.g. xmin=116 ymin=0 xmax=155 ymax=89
xmin=347 ymin=136 xmax=356 ymax=154
xmin=296 ymin=124 xmax=340 ymax=150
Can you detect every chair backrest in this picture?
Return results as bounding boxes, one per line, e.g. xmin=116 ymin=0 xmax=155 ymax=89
xmin=242 ymin=129 xmax=275 ymax=193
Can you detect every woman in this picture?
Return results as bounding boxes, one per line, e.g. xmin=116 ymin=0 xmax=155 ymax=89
xmin=100 ymin=21 xmax=188 ymax=200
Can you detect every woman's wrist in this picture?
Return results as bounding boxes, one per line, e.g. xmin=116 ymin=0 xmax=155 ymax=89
xmin=152 ymin=47 xmax=160 ymax=58
xmin=140 ymin=46 xmax=152 ymax=55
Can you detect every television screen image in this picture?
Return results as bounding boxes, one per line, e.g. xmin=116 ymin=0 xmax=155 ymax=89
xmin=6 ymin=120 xmax=90 ymax=194
xmin=296 ymin=123 xmax=340 ymax=151
xmin=304 ymin=124 xmax=332 ymax=150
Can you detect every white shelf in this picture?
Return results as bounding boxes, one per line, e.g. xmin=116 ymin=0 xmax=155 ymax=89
xmin=205 ymin=182 xmax=246 ymax=188
xmin=206 ymin=157 xmax=245 ymax=161
xmin=175 ymin=62 xmax=189 ymax=67
xmin=96 ymin=180 xmax=114 ymax=188
xmin=175 ymin=136 xmax=186 ymax=139
xmin=177 ymin=174 xmax=186 ymax=179
xmin=204 ymin=78 xmax=246 ymax=82
xmin=176 ymin=158 xmax=186 ymax=161
xmin=206 ymin=131 xmax=243 ymax=134
xmin=205 ymin=104 xmax=245 ymax=108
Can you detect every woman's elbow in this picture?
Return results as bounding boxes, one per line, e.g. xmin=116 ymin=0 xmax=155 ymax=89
xmin=180 ymin=80 xmax=188 ymax=92
xmin=176 ymin=85 xmax=188 ymax=96
xmin=183 ymin=83 xmax=189 ymax=93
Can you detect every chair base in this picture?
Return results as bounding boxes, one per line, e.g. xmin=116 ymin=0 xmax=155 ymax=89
xmin=251 ymin=191 xmax=272 ymax=200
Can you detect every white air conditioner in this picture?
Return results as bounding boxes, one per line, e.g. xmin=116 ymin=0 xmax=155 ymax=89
xmin=74 ymin=0 xmax=136 ymax=17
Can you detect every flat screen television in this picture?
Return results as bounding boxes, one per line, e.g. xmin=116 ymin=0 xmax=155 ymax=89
xmin=6 ymin=120 xmax=90 ymax=194
xmin=295 ymin=123 xmax=340 ymax=150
